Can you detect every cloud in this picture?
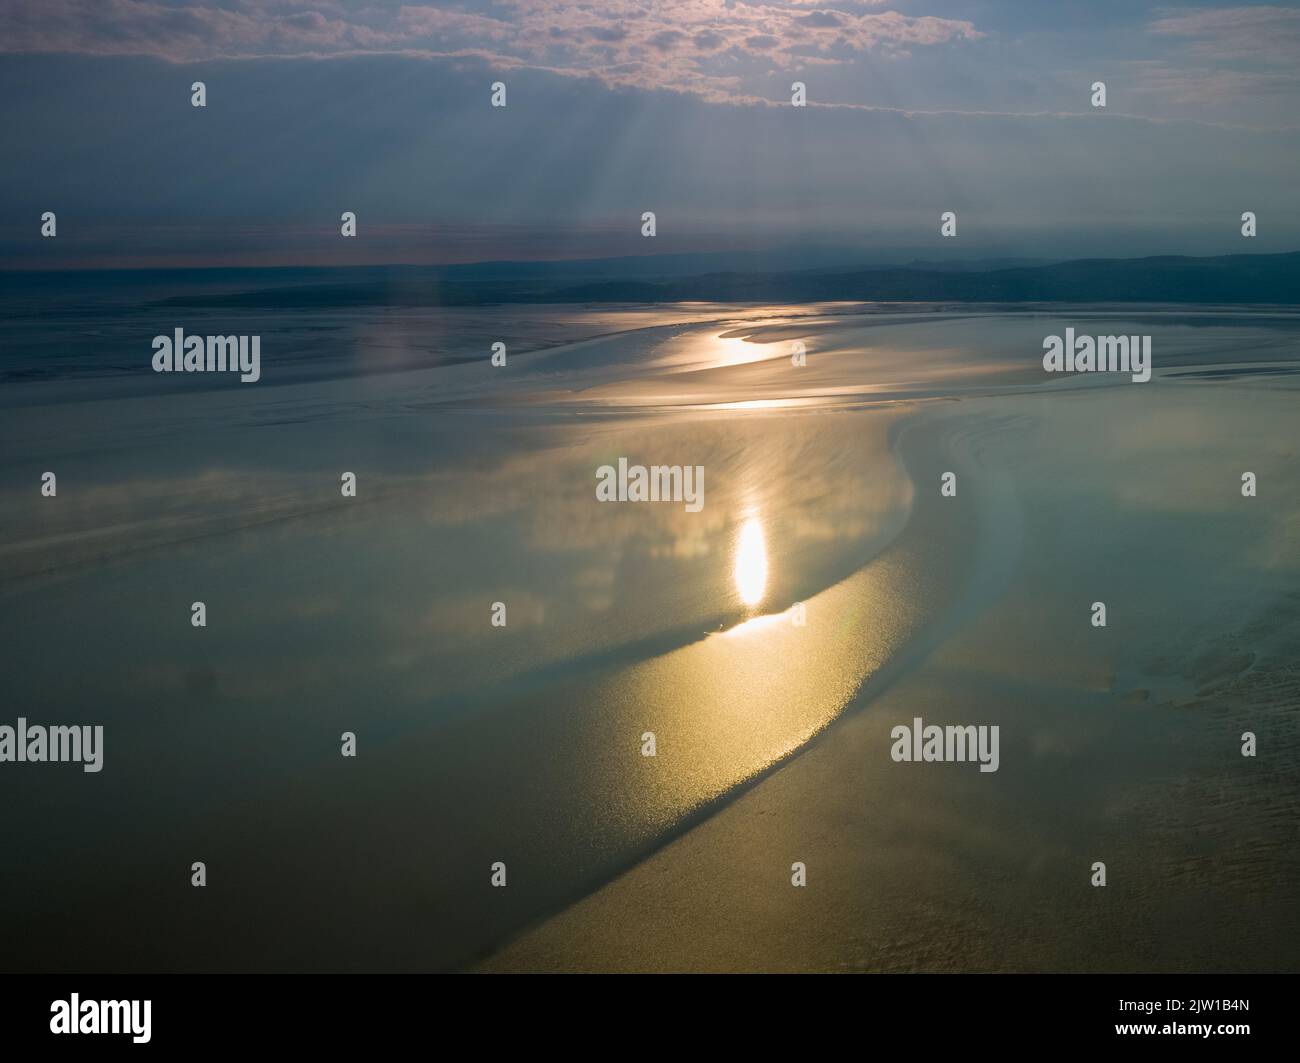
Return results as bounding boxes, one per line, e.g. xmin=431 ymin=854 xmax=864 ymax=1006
xmin=1127 ymin=58 xmax=1300 ymax=107
xmin=1129 ymin=6 xmax=1300 ymax=118
xmin=794 ymin=11 xmax=846 ymax=28
xmin=1150 ymin=5 xmax=1300 ymax=63
xmin=0 ymin=0 xmax=983 ymax=100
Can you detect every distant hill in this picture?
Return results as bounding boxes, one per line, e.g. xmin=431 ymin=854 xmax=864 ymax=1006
xmin=543 ymin=252 xmax=1300 ymax=306
xmin=135 ymin=250 xmax=1300 ymax=308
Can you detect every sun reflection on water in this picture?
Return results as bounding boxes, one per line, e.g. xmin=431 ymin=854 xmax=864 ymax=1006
xmin=733 ymin=516 xmax=768 ymax=608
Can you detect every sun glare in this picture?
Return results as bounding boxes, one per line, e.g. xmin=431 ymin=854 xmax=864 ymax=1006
xmin=733 ymin=516 xmax=769 ymax=608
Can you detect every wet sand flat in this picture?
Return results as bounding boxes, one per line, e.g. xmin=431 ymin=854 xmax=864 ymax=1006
xmin=2 ymin=304 xmax=1298 ymax=971
xmin=481 ymin=381 xmax=1300 ymax=972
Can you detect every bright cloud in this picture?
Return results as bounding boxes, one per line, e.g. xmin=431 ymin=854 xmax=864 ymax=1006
xmin=0 ymin=0 xmax=983 ymax=98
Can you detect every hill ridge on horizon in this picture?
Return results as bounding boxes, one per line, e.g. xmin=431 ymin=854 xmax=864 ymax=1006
xmin=5 ymin=249 xmax=1299 ymax=309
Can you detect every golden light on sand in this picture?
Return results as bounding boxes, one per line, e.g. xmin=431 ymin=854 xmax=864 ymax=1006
xmin=733 ymin=516 xmax=768 ymax=607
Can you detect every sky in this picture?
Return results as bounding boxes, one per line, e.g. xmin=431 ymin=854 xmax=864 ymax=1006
xmin=3 ymin=1 xmax=1300 ymax=268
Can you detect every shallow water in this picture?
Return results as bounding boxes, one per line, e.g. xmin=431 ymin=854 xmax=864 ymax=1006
xmin=1 ymin=299 xmax=1298 ymax=970
xmin=483 ymin=379 xmax=1300 ymax=973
